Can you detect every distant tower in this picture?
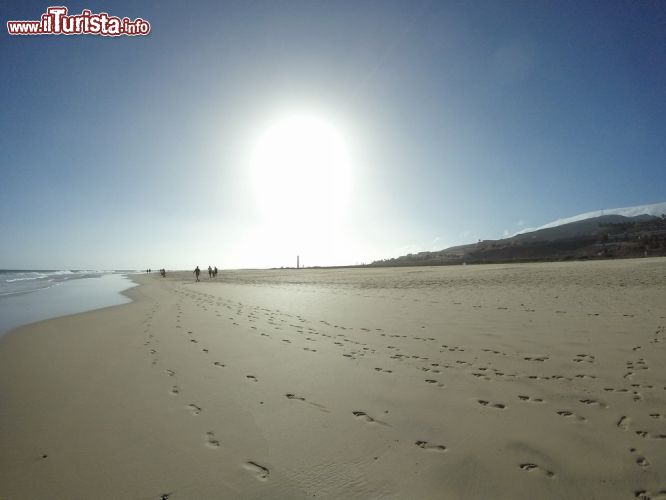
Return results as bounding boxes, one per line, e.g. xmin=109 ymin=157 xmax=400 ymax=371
xmin=297 ymin=255 xmax=300 ymax=269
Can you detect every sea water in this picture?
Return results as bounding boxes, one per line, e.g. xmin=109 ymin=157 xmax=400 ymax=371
xmin=0 ymin=271 xmax=138 ymax=336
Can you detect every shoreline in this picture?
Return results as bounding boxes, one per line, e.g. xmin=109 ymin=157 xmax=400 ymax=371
xmin=0 ymin=273 xmax=138 ymax=337
xmin=1 ymin=260 xmax=664 ymax=499
xmin=0 ymin=275 xmax=141 ymax=341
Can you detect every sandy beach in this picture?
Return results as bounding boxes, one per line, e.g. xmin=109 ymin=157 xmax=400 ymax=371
xmin=0 ymin=258 xmax=664 ymax=499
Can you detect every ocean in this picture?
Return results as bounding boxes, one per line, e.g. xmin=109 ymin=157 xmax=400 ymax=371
xmin=0 ymin=270 xmax=138 ymax=336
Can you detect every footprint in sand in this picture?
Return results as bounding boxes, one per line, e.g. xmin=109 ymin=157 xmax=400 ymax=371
xmin=213 ymin=361 xmax=225 ymax=367
xmin=285 ymin=393 xmax=305 ymax=401
xmin=617 ymin=416 xmax=630 ymax=430
xmin=205 ymin=431 xmax=220 ymax=448
xmin=635 ymin=430 xmax=666 ymax=440
xmin=169 ymin=385 xmax=180 ymax=395
xmin=556 ymin=410 xmax=585 ymax=421
xmin=630 ymin=448 xmax=650 ymax=469
xmin=579 ymin=399 xmax=607 ymax=408
xmin=518 ymin=395 xmax=544 ymax=403
xmin=188 ymin=404 xmax=202 ymax=415
xmin=573 ymin=354 xmax=595 ymax=363
xmin=633 ymin=489 xmax=666 ymax=500
xmin=478 ymin=400 xmax=506 ymax=409
xmin=352 ymin=410 xmax=387 ymax=425
xmin=246 ymin=375 xmax=258 ymax=382
xmin=415 ymin=440 xmax=447 ymax=452
xmin=353 ymin=410 xmax=374 ymax=422
xmin=519 ymin=463 xmax=555 ymax=478
xmin=244 ymin=461 xmax=270 ymax=481
xmin=524 ymin=356 xmax=549 ymax=362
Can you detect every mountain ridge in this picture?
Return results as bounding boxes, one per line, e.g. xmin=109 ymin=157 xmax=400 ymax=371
xmin=518 ymin=201 xmax=666 ymax=235
xmin=370 ymin=203 xmax=666 ymax=266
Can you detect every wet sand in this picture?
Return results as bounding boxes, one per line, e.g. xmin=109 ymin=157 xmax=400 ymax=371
xmin=0 ymin=258 xmax=664 ymax=499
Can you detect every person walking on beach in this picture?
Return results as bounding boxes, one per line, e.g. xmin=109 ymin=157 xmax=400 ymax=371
xmin=194 ymin=266 xmax=201 ymax=282
xmin=214 ymin=266 xmax=218 ymax=278
xmin=208 ymin=266 xmax=213 ymax=278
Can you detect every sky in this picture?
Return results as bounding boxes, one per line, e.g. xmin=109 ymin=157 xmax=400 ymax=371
xmin=1 ymin=0 xmax=665 ymax=270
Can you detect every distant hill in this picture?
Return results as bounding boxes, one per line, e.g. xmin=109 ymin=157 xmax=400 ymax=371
xmin=512 ymin=214 xmax=657 ymax=242
xmin=522 ymin=201 xmax=666 ymax=233
xmin=369 ymin=210 xmax=666 ymax=267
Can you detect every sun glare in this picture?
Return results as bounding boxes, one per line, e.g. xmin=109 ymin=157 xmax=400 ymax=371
xmin=250 ymin=113 xmax=353 ymax=229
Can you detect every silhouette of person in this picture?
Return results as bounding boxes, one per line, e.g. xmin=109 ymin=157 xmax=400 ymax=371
xmin=208 ymin=266 xmax=213 ymax=278
xmin=194 ymin=266 xmax=200 ymax=282
xmin=214 ymin=266 xmax=218 ymax=277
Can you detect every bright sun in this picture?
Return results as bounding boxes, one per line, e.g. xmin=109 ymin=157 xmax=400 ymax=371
xmin=250 ymin=113 xmax=353 ymax=228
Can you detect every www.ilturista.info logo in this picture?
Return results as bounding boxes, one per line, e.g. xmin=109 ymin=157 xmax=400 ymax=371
xmin=7 ymin=6 xmax=151 ymax=36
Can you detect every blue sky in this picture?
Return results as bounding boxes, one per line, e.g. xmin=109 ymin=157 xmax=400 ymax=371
xmin=1 ymin=0 xmax=664 ymax=269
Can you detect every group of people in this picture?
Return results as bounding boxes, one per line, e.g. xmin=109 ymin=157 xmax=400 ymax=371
xmin=193 ymin=265 xmax=218 ymax=282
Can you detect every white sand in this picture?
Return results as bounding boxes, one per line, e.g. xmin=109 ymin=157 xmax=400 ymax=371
xmin=0 ymin=258 xmax=664 ymax=499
